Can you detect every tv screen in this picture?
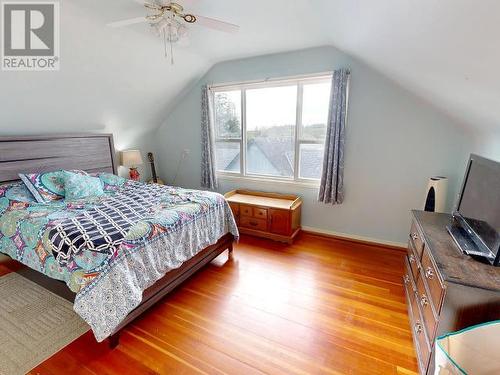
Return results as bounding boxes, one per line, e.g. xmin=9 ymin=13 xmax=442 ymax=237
xmin=457 ymin=154 xmax=500 ymax=257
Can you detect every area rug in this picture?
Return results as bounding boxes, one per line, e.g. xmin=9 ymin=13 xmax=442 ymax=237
xmin=0 ymin=273 xmax=89 ymax=375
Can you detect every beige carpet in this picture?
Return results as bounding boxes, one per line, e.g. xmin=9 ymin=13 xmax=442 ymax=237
xmin=0 ymin=273 xmax=89 ymax=375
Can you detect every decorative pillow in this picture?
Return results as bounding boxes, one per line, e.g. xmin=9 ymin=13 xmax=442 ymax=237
xmin=63 ymin=171 xmax=104 ymax=200
xmin=19 ymin=170 xmax=88 ymax=203
xmin=0 ymin=182 xmax=36 ymax=203
xmin=91 ymin=172 xmax=127 ymax=193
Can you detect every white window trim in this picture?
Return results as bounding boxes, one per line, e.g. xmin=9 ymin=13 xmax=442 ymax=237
xmin=211 ymin=72 xmax=332 ymax=186
xmin=217 ymin=173 xmax=320 ymax=189
xmin=209 ymin=71 xmax=333 ymax=91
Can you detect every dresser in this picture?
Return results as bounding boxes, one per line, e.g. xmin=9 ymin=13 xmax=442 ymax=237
xmin=404 ymin=210 xmax=500 ymax=374
xmin=225 ymin=190 xmax=302 ymax=243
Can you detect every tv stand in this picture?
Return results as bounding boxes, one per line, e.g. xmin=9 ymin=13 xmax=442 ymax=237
xmin=404 ymin=210 xmax=500 ymax=375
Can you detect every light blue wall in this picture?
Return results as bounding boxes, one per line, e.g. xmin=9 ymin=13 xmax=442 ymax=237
xmin=474 ymin=132 xmax=500 ymax=162
xmin=155 ymin=46 xmax=474 ymax=245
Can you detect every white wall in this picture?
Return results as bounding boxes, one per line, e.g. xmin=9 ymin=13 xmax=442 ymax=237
xmin=0 ymin=1 xmax=174 ymax=181
xmin=155 ymin=46 xmax=475 ymax=245
xmin=473 ymin=132 xmax=500 ymax=162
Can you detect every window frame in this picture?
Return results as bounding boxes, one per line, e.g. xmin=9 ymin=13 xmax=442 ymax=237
xmin=211 ymin=73 xmax=332 ymax=185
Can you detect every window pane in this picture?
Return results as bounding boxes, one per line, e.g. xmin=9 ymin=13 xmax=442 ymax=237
xmin=214 ymin=90 xmax=241 ymax=139
xmin=215 ymin=141 xmax=240 ymax=172
xmin=301 ymin=82 xmax=331 ymax=141
xmin=299 ymin=143 xmax=325 ymax=179
xmin=246 ymin=85 xmax=297 ymax=177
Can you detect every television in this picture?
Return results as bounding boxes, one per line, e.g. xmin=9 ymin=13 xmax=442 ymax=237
xmin=447 ymin=154 xmax=500 ymax=266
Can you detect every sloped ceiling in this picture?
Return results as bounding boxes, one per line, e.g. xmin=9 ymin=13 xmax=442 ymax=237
xmin=179 ymin=0 xmax=500 ymax=134
xmin=0 ymin=0 xmax=330 ymax=145
xmin=317 ymin=0 xmax=500 ymax=134
xmin=0 ymin=0 xmax=498 ymax=140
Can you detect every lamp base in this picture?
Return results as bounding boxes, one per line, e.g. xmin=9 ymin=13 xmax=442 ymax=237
xmin=129 ymin=167 xmax=140 ymax=181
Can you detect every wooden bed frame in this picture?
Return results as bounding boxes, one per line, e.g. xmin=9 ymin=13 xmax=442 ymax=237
xmin=0 ymin=133 xmax=235 ymax=348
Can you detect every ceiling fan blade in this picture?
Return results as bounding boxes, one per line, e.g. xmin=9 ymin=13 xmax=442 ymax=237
xmin=194 ymin=15 xmax=239 ymax=33
xmin=132 ymin=0 xmax=162 ymax=10
xmin=107 ymin=16 xmax=148 ymax=28
xmin=155 ymin=0 xmax=198 ymax=6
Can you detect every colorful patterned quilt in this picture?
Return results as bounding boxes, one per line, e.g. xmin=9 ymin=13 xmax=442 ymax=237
xmin=0 ymin=180 xmax=238 ymax=341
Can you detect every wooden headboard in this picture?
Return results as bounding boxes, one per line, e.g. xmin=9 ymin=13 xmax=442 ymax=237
xmin=0 ymin=133 xmax=117 ymax=183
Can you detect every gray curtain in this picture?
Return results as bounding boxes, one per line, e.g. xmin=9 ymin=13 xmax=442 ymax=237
xmin=318 ymin=68 xmax=350 ymax=204
xmin=200 ymin=85 xmax=218 ymax=189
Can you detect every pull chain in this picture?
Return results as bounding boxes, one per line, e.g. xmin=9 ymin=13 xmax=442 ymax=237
xmin=170 ymin=35 xmax=174 ymax=65
xmin=163 ymin=28 xmax=167 ymax=57
xmin=168 ymin=24 xmax=174 ymax=65
xmin=160 ymin=19 xmax=176 ymax=65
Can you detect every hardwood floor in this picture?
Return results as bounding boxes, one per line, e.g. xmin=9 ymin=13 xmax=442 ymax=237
xmin=3 ymin=233 xmax=418 ymax=374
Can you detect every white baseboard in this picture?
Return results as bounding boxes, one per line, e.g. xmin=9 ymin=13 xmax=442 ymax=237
xmin=301 ymin=226 xmax=407 ymax=249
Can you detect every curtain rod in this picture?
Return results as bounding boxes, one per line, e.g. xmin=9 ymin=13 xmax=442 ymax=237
xmin=207 ymin=70 xmax=341 ymax=90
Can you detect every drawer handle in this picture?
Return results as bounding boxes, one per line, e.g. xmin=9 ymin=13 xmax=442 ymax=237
xmin=425 ymin=267 xmax=434 ymax=280
xmin=249 ymin=221 xmax=258 ymax=227
xmin=403 ymin=275 xmax=410 ymax=284
xmin=411 ymin=233 xmax=419 ymax=241
xmin=409 ymin=254 xmax=415 ymax=263
xmin=420 ymin=294 xmax=429 ymax=307
xmin=414 ymin=321 xmax=423 ymax=334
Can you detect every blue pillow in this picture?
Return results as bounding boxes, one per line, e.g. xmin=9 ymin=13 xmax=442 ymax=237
xmin=90 ymin=172 xmax=127 ymax=193
xmin=19 ymin=169 xmax=89 ymax=203
xmin=63 ymin=171 xmax=104 ymax=200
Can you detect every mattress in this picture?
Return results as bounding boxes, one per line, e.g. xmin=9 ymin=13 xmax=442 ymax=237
xmin=0 ymin=180 xmax=238 ymax=341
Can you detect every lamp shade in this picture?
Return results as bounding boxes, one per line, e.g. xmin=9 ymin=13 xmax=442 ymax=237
xmin=121 ymin=150 xmax=143 ymax=167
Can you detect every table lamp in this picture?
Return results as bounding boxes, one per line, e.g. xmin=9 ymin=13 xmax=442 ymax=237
xmin=121 ymin=150 xmax=143 ymax=181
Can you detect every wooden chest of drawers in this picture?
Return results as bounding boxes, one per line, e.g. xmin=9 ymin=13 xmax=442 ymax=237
xmin=225 ymin=190 xmax=302 ymax=243
xmin=404 ymin=211 xmax=500 ymax=374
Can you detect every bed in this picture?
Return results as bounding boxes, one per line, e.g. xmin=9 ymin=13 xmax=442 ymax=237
xmin=0 ymin=134 xmax=238 ymax=347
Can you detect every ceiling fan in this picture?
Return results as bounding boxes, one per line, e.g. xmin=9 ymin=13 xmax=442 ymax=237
xmin=107 ymin=1 xmax=240 ymax=64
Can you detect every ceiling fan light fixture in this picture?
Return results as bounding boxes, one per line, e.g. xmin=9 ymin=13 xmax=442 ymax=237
xmin=107 ymin=1 xmax=240 ymax=65
xmin=177 ymin=24 xmax=188 ymax=38
xmin=154 ymin=18 xmax=169 ymax=32
xmin=154 ymin=18 xmax=184 ymax=37
xmin=146 ymin=14 xmax=160 ymax=21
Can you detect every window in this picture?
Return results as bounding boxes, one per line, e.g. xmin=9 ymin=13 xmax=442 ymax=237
xmin=214 ymin=90 xmax=241 ymax=173
xmin=213 ymin=74 xmax=331 ymax=182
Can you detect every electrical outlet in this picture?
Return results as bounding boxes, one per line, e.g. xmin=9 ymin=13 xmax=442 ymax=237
xmin=181 ymin=149 xmax=190 ymax=158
